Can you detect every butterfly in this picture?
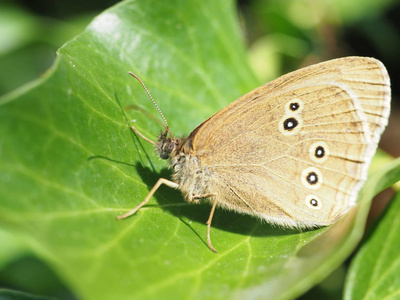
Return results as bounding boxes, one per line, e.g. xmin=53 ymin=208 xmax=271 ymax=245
xmin=118 ymin=57 xmax=391 ymax=253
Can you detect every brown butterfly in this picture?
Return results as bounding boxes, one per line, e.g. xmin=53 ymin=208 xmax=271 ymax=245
xmin=117 ymin=57 xmax=390 ymax=253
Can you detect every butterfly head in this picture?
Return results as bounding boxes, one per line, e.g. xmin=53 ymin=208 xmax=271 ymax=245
xmin=156 ymin=129 xmax=179 ymax=160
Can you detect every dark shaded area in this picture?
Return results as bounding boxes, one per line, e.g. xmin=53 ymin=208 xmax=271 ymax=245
xmin=134 ymin=162 xmax=301 ymax=240
xmin=13 ymin=0 xmax=120 ymax=19
xmin=342 ymin=4 xmax=400 ymax=98
xmin=0 ymin=256 xmax=76 ymax=300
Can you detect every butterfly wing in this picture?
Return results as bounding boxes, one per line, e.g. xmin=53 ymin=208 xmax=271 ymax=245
xmin=189 ymin=57 xmax=390 ymax=227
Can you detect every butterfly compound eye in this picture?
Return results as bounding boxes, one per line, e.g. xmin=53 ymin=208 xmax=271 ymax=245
xmin=166 ymin=141 xmax=175 ymax=153
xmin=156 ymin=133 xmax=176 ymax=160
xmin=158 ymin=140 xmax=176 ymax=160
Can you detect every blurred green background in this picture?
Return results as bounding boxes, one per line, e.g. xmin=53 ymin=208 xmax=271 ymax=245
xmin=0 ymin=0 xmax=399 ymax=299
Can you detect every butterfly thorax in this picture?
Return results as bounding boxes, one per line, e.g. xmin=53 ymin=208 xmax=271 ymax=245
xmin=156 ymin=130 xmax=213 ymax=203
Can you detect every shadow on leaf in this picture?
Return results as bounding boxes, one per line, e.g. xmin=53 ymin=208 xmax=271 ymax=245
xmin=135 ymin=162 xmax=301 ymax=239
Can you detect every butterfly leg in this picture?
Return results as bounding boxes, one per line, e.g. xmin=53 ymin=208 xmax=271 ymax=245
xmin=192 ymin=193 xmax=218 ymax=253
xmin=206 ymin=198 xmax=218 ymax=253
xmin=116 ymin=178 xmax=179 ymax=220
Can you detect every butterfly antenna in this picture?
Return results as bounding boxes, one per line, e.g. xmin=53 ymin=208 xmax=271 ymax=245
xmin=128 ymin=72 xmax=170 ymax=133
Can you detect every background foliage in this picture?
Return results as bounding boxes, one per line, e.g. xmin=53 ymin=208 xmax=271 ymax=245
xmin=0 ymin=0 xmax=399 ymax=299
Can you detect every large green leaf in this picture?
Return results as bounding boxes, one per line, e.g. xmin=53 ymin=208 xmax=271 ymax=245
xmin=344 ymin=160 xmax=400 ymax=300
xmin=0 ymin=1 xmax=398 ymax=299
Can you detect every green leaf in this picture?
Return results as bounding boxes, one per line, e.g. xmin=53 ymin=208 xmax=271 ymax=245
xmin=344 ymin=159 xmax=400 ymax=300
xmin=0 ymin=289 xmax=54 ymax=300
xmin=0 ymin=228 xmax=28 ymax=269
xmin=0 ymin=1 xmax=399 ymax=299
